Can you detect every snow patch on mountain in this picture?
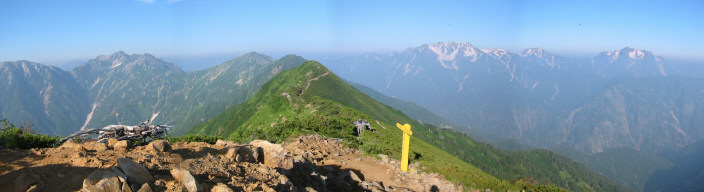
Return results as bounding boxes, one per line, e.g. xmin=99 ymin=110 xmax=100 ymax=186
xmin=482 ymin=48 xmax=508 ymax=58
xmin=428 ymin=42 xmax=461 ymax=60
xmin=519 ymin=48 xmax=547 ymax=58
xmin=658 ymin=62 xmax=668 ymax=76
xmin=427 ymin=42 xmax=482 ymax=70
xmin=605 ymin=51 xmax=620 ymax=62
xmin=629 ymin=50 xmax=644 ymax=59
xmin=111 ymin=61 xmax=123 ymax=68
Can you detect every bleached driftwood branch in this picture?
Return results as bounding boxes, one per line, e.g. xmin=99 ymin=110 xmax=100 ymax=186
xmin=61 ymin=118 xmax=171 ymax=144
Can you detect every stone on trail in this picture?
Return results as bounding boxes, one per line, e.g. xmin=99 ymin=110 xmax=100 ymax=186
xmin=170 ymin=168 xmax=203 ymax=192
xmin=211 ymin=183 xmax=235 ymax=192
xmin=114 ymin=140 xmax=132 ymax=151
xmin=81 ymin=170 xmax=121 ymax=192
xmin=117 ymin=158 xmax=154 ymax=188
xmin=248 ymin=140 xmax=294 ymax=169
xmin=146 ymin=140 xmax=171 ymax=153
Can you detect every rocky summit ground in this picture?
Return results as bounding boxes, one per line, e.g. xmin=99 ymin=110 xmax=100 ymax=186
xmin=0 ymin=134 xmax=461 ymax=192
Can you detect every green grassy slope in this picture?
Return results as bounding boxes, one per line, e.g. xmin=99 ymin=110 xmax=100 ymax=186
xmin=192 ymin=61 xmax=625 ymax=191
xmin=348 ymin=79 xmax=628 ymax=192
xmin=553 ymin=146 xmax=672 ymax=192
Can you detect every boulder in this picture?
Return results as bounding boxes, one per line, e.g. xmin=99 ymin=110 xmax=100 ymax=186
xmin=146 ymin=140 xmax=171 ymax=153
xmin=170 ymin=168 xmax=202 ymax=192
xmin=215 ymin=139 xmax=237 ymax=147
xmin=111 ymin=166 xmax=129 ymax=184
xmin=248 ymin=140 xmax=293 ymax=169
xmin=107 ymin=138 xmax=119 ymax=148
xmin=222 ymin=146 xmax=260 ymax=163
xmin=14 ymin=172 xmax=40 ymax=192
xmin=114 ymin=140 xmax=132 ymax=151
xmin=81 ymin=170 xmax=121 ymax=192
xmin=137 ymin=182 xmax=153 ymax=192
xmin=117 ymin=158 xmax=153 ymax=188
xmin=211 ymin=183 xmax=234 ymax=192
xmin=84 ymin=142 xmax=108 ymax=151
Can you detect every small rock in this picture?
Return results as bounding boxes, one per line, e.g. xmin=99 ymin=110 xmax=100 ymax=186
xmin=371 ymin=181 xmax=385 ymax=189
xmin=361 ymin=181 xmax=371 ymax=189
xmin=248 ymin=140 xmax=293 ymax=169
xmin=222 ymin=147 xmax=238 ymax=160
xmin=111 ymin=166 xmax=128 ymax=183
xmin=211 ymin=183 xmax=234 ymax=192
xmin=146 ymin=140 xmax=171 ymax=153
xmin=215 ymin=139 xmax=237 ymax=147
xmin=137 ymin=183 xmax=153 ymax=192
xmin=378 ymin=154 xmax=390 ymax=164
xmin=81 ymin=170 xmax=121 ymax=192
xmin=117 ymin=158 xmax=154 ymax=188
xmin=114 ymin=140 xmax=132 ymax=151
xmin=348 ymin=170 xmax=362 ymax=183
xmin=234 ymin=146 xmax=259 ymax=163
xmin=84 ymin=142 xmax=109 ymax=151
xmin=122 ymin=182 xmax=133 ymax=192
xmin=107 ymin=138 xmax=119 ymax=148
xmin=261 ymin=184 xmax=276 ymax=192
xmin=170 ymin=168 xmax=202 ymax=192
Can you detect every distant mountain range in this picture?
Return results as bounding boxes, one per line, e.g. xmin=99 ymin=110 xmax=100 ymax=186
xmin=0 ymin=51 xmax=306 ymax=135
xmin=321 ymin=42 xmax=704 ymax=191
xmin=323 ymin=42 xmax=704 ymax=155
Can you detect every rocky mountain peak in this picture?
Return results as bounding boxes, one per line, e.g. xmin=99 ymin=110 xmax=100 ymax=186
xmin=79 ymin=51 xmax=182 ymax=73
xmin=421 ymin=42 xmax=483 ymax=63
xmin=599 ymin=47 xmax=653 ymax=62
xmin=618 ymin=47 xmax=651 ymax=60
xmin=482 ymin=48 xmax=509 ymax=58
xmin=0 ymin=60 xmax=62 ymax=73
xmin=519 ymin=48 xmax=549 ymax=58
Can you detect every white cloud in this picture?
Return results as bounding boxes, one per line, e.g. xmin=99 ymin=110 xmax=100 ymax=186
xmin=137 ymin=0 xmax=155 ymax=3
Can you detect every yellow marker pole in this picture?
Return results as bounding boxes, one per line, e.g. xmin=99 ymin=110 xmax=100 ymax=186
xmin=396 ymin=123 xmax=413 ymax=172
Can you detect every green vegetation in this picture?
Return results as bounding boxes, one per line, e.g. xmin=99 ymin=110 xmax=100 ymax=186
xmin=423 ymin=128 xmax=625 ymax=192
xmin=164 ymin=134 xmax=222 ymax=144
xmin=0 ymin=118 xmax=61 ymax=149
xmin=553 ymin=146 xmax=672 ymax=191
xmin=192 ymin=61 xmax=623 ymax=191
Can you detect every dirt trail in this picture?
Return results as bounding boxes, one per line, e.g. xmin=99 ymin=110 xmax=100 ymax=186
xmin=298 ymin=71 xmax=329 ymax=97
xmin=0 ymin=134 xmax=462 ymax=192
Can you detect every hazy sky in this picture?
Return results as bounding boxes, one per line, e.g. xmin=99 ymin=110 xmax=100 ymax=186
xmin=1 ymin=0 xmax=703 ymax=65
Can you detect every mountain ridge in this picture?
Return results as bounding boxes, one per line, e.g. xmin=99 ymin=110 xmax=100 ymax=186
xmin=1 ymin=51 xmax=306 ymax=135
xmin=191 ymin=60 xmax=627 ymax=192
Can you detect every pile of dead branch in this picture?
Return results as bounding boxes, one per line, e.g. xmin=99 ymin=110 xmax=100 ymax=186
xmin=61 ymin=119 xmax=170 ymax=144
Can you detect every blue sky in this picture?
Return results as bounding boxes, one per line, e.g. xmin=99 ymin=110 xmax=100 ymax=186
xmin=1 ymin=0 xmax=703 ymax=65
